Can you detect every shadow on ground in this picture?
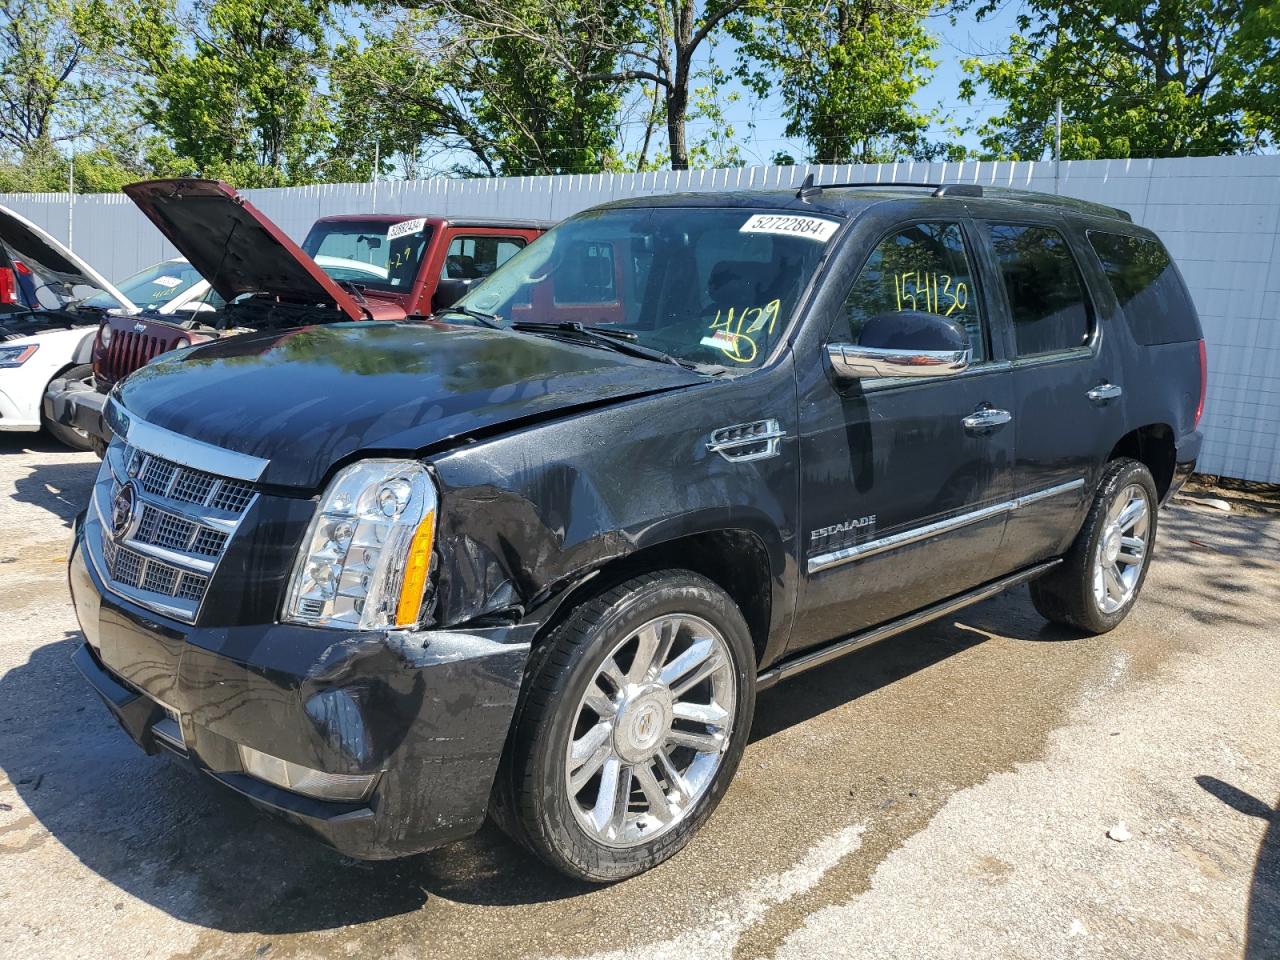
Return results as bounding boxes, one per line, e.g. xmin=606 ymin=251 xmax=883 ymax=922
xmin=1 ymin=433 xmax=99 ymax=528
xmin=1197 ymin=776 xmax=1280 ymax=960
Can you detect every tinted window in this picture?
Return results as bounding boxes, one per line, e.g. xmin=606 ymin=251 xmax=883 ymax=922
xmin=441 ymin=235 xmax=526 ymax=281
xmin=989 ymin=224 xmax=1092 ymax=357
xmin=841 ymin=222 xmax=986 ymax=362
xmin=1088 ymin=232 xmax=1201 ymax=344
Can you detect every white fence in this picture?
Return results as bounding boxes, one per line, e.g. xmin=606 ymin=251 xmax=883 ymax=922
xmin=3 ymin=156 xmax=1278 ymax=483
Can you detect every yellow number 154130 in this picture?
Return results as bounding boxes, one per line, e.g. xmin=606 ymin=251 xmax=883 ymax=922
xmin=894 ymin=272 xmax=968 ymax=317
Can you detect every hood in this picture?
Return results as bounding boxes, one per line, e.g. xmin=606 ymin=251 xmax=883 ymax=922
xmin=112 ymin=322 xmax=703 ymax=488
xmin=0 ymin=204 xmax=134 ymax=312
xmin=122 ymin=179 xmax=367 ymax=322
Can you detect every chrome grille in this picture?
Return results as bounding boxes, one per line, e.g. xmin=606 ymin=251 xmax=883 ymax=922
xmin=133 ymin=451 xmax=254 ymax=514
xmin=88 ymin=432 xmax=260 ymax=623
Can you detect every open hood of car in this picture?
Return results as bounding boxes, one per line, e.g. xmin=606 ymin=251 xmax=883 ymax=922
xmin=122 ymin=179 xmax=367 ymax=322
xmin=0 ymin=204 xmax=135 ymax=312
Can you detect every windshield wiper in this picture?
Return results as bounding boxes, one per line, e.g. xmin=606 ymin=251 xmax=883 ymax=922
xmin=434 ymin=305 xmax=502 ymax=329
xmin=511 ymin=320 xmax=686 ymax=368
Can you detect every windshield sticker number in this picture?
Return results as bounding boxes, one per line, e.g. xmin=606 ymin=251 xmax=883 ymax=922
xmin=152 ymin=275 xmax=182 ymax=289
xmin=740 ymin=214 xmax=838 ymax=243
xmin=701 ymin=299 xmax=782 ymax=363
xmin=387 ymin=218 xmax=426 ymax=241
xmin=894 ymin=271 xmax=968 ymax=316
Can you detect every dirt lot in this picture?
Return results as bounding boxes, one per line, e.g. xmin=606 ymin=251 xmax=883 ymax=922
xmin=0 ymin=433 xmax=1276 ymax=960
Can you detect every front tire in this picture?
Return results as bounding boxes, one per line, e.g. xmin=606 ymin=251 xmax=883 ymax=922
xmin=1030 ymin=458 xmax=1158 ymax=634
xmin=496 ymin=570 xmax=756 ymax=882
xmin=41 ymin=364 xmax=95 ymax=452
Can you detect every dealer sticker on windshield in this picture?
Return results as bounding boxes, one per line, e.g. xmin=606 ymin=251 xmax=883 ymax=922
xmin=152 ymin=275 xmax=182 ymax=288
xmin=740 ymin=214 xmax=838 ymax=242
xmin=387 ymin=217 xmax=427 ymax=241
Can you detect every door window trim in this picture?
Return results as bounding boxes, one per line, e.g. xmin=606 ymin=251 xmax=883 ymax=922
xmin=828 ymin=216 xmax=998 ymax=390
xmin=978 ymin=218 xmax=1103 ymax=363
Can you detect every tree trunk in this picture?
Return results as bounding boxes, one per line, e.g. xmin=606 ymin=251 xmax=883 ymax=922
xmin=667 ymin=80 xmax=689 ymax=170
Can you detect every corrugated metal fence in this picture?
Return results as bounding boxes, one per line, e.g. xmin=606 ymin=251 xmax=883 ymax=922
xmin=3 ymin=157 xmax=1278 ymax=482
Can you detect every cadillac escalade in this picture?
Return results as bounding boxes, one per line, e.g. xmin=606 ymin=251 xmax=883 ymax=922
xmin=68 ymin=178 xmax=1205 ymax=882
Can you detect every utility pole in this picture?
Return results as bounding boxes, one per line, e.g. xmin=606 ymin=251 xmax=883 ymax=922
xmin=1054 ymin=97 xmax=1063 ymax=195
xmin=67 ymin=144 xmax=74 ymax=250
xmin=372 ymin=141 xmax=379 ymax=212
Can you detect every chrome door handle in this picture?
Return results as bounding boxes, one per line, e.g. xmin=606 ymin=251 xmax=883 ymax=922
xmin=1087 ymin=383 xmax=1123 ymax=403
xmin=962 ymin=407 xmax=1013 ymax=433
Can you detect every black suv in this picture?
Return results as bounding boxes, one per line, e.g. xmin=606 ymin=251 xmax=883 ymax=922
xmin=69 ymin=180 xmax=1205 ymax=881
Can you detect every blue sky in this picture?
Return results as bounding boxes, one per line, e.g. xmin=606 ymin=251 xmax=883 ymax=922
xmin=672 ymin=1 xmax=1026 ymax=166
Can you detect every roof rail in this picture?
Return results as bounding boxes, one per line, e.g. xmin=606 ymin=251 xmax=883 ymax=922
xmin=796 ymin=173 xmax=983 ymax=202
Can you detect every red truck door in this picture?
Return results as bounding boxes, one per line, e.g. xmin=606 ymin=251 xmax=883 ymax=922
xmin=417 ymin=226 xmax=541 ymax=314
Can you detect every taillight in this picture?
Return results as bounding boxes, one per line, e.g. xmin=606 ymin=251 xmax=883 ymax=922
xmin=1194 ymin=339 xmax=1207 ymax=428
xmin=0 ymin=267 xmax=17 ymax=304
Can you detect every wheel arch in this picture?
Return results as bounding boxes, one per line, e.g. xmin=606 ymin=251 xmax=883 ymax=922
xmin=1107 ymin=423 xmax=1176 ymax=500
xmin=527 ymin=526 xmax=777 ymax=668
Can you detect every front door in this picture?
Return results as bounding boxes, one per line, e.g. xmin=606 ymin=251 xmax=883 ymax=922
xmin=790 ymin=218 xmax=1016 ymax=653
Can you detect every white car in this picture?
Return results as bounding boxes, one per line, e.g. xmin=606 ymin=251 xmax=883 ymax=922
xmin=0 ymin=205 xmax=133 ymax=450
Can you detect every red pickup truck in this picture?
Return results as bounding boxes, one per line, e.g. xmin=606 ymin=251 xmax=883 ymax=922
xmin=45 ymin=178 xmax=551 ymax=449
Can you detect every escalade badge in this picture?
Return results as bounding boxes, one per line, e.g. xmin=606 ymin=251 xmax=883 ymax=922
xmin=111 ymin=483 xmax=138 ymax=539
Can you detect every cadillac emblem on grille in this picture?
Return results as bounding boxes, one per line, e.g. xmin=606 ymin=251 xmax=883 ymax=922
xmin=110 ymin=482 xmax=137 ymax=540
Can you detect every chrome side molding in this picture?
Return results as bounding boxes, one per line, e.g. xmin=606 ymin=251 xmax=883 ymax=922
xmin=807 ymin=478 xmax=1086 ymax=574
xmin=759 ymin=559 xmax=1063 ymax=689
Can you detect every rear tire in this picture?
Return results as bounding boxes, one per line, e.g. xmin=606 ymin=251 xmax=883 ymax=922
xmin=41 ymin=364 xmax=95 ymax=452
xmin=495 ymin=570 xmax=756 ymax=882
xmin=1030 ymin=458 xmax=1158 ymax=634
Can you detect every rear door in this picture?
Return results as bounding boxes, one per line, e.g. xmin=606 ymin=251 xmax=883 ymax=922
xmin=790 ymin=214 xmax=1017 ymax=651
xmin=975 ymin=215 xmax=1123 ymax=575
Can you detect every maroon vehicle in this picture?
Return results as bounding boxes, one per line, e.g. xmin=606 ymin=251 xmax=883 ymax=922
xmin=47 ymin=178 xmax=551 ymax=449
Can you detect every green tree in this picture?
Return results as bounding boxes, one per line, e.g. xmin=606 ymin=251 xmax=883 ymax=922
xmin=732 ymin=0 xmax=942 ymax=163
xmin=330 ymin=0 xmax=625 ymax=177
xmin=960 ymin=0 xmax=1272 ymax=160
xmin=92 ymin=0 xmax=338 ymax=186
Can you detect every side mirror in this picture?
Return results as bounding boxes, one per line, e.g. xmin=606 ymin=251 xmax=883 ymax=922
xmin=432 ymin=276 xmax=476 ymax=311
xmin=827 ymin=310 xmax=970 ymax=380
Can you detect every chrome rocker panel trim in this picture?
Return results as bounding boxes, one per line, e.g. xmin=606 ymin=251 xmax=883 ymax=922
xmin=807 ymin=478 xmax=1086 ymax=575
xmin=758 ymin=559 xmax=1062 ymax=689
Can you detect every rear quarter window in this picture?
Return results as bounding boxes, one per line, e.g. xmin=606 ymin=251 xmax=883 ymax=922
xmin=1087 ymin=232 xmax=1201 ymax=345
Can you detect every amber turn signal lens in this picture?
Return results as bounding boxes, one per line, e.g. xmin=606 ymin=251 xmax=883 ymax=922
xmin=395 ymin=511 xmax=436 ymax=627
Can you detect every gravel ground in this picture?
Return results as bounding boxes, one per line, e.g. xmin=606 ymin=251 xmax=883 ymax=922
xmin=0 ymin=433 xmax=1276 ymax=960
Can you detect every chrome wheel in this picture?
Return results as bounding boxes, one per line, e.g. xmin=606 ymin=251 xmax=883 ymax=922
xmin=1092 ymin=482 xmax=1151 ymax=614
xmin=564 ymin=614 xmax=737 ymax=848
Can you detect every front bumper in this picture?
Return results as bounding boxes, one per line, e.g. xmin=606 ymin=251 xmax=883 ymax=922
xmin=69 ymin=513 xmax=534 ymax=860
xmin=43 ymin=374 xmax=109 ymax=442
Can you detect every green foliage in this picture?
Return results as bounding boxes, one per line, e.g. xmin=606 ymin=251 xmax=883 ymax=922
xmin=731 ymin=0 xmax=941 ymax=163
xmin=329 ymin=0 xmax=627 ymax=178
xmin=87 ymin=0 xmax=339 ymax=185
xmin=961 ymin=0 xmax=1274 ymax=159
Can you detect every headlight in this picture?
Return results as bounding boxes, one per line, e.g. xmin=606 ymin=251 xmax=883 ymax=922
xmin=284 ymin=459 xmax=437 ymax=630
xmin=0 ymin=344 xmax=37 ymax=368
xmin=98 ymin=323 xmax=112 ymax=348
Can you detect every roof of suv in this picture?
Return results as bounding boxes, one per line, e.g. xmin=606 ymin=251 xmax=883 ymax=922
xmin=600 ymin=182 xmax=1133 ymax=225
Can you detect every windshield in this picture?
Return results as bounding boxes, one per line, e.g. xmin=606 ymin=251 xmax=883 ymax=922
xmin=457 ymin=206 xmax=837 ymax=369
xmin=82 ymin=260 xmax=205 ymax=312
xmin=301 ymin=219 xmax=432 ymax=294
